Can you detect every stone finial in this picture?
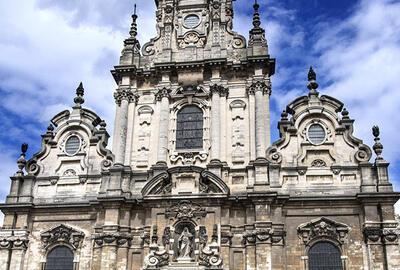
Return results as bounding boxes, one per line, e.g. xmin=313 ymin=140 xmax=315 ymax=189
xmin=372 ymin=125 xmax=383 ymax=159
xmin=122 ymin=3 xmax=141 ymax=54
xmin=46 ymin=123 xmax=54 ymax=135
xmin=280 ymin=110 xmax=288 ymax=121
xmin=252 ymin=0 xmax=261 ymax=29
xmin=99 ymin=120 xmax=107 ymax=131
xmin=341 ymin=108 xmax=350 ymax=120
xmin=74 ymin=82 xmax=85 ymax=107
xmin=307 ymin=66 xmax=319 ymax=95
xmin=16 ymin=143 xmax=28 ymax=175
xmin=249 ymin=0 xmax=267 ymax=47
xmin=130 ymin=4 xmax=138 ymax=38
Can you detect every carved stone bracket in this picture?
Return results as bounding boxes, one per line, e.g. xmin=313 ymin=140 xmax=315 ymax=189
xmin=243 ymin=228 xmax=273 ymax=245
xmin=41 ymin=224 xmax=84 ymax=250
xmin=93 ymin=232 xmax=132 ymax=248
xmin=165 ymin=200 xmax=207 ymax=221
xmin=297 ymin=217 xmax=349 ymax=246
xmin=0 ymin=230 xmax=29 ymax=250
xmin=364 ymin=222 xmax=399 ymax=245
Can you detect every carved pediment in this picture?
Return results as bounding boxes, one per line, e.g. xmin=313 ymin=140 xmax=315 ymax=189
xmin=41 ymin=224 xmax=84 ymax=250
xmin=297 ymin=217 xmax=349 ymax=245
xmin=142 ymin=166 xmax=229 ymax=196
xmin=165 ymin=200 xmax=207 ymax=220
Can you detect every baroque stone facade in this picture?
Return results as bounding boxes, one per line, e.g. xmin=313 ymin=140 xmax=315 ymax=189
xmin=1 ymin=0 xmax=399 ymax=269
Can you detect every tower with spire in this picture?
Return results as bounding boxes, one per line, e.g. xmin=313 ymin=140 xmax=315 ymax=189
xmin=1 ymin=1 xmax=399 ymax=270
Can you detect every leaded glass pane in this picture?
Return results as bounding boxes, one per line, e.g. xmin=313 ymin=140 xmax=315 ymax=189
xmin=45 ymin=246 xmax=74 ymax=270
xmin=309 ymin=242 xmax=342 ymax=270
xmin=308 ymin=124 xmax=326 ymax=144
xmin=176 ymin=105 xmax=203 ymax=150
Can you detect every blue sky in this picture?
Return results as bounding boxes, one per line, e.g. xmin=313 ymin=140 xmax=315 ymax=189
xmin=0 ymin=0 xmax=400 ymax=215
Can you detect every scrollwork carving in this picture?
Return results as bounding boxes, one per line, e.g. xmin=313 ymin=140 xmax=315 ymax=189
xmin=41 ymin=224 xmax=84 ymax=250
xmin=297 ymin=217 xmax=349 ymax=245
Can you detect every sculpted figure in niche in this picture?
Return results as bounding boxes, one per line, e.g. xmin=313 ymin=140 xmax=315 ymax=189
xmin=178 ymin=227 xmax=193 ymax=258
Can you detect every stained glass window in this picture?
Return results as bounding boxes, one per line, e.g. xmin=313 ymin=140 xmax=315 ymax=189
xmin=176 ymin=106 xmax=203 ymax=150
xmin=45 ymin=246 xmax=74 ymax=270
xmin=309 ymin=242 xmax=343 ymax=270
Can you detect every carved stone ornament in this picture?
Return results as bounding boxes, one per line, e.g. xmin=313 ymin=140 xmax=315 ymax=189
xmin=155 ymin=87 xmax=170 ymax=101
xmin=247 ymin=80 xmax=271 ymax=96
xmin=199 ymin=246 xmax=223 ymax=268
xmin=311 ymin=159 xmax=327 ymax=167
xmin=113 ymin=88 xmax=139 ymax=105
xmin=297 ymin=217 xmax=349 ymax=245
xmin=143 ymin=249 xmax=169 ymax=269
xmin=210 ymin=84 xmax=229 ymax=97
xmin=243 ymin=228 xmax=272 ymax=245
xmin=93 ymin=232 xmax=132 ymax=248
xmin=354 ymin=144 xmax=372 ymax=163
xmin=170 ymin=151 xmax=208 ymax=165
xmin=0 ymin=230 xmax=29 ymax=250
xmin=364 ymin=223 xmax=399 ymax=245
xmin=178 ymin=31 xmax=206 ymax=48
xmin=41 ymin=224 xmax=84 ymax=250
xmin=165 ymin=200 xmax=206 ymax=220
xmin=266 ymin=146 xmax=282 ymax=164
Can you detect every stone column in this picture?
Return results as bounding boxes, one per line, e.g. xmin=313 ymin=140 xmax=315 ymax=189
xmin=252 ymin=81 xmax=267 ymax=158
xmin=124 ymin=92 xmax=139 ymax=166
xmin=113 ymin=88 xmax=135 ymax=165
xmin=219 ymin=87 xmax=228 ymax=162
xmin=0 ymin=244 xmax=11 ymax=269
xmin=92 ymin=244 xmax=102 ymax=270
xmin=210 ymin=84 xmax=221 ymax=161
xmin=263 ymin=79 xmax=271 ymax=148
xmin=156 ymin=88 xmax=170 ymax=165
xmin=248 ymin=90 xmax=256 ymax=161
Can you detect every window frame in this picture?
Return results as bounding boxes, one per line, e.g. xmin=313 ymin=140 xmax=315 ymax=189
xmin=175 ymin=105 xmax=204 ymax=151
xmin=307 ymin=240 xmax=344 ymax=270
xmin=44 ymin=245 xmax=75 ymax=270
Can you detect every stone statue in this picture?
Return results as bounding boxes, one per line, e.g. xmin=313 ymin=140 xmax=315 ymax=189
xmin=178 ymin=227 xmax=193 ymax=258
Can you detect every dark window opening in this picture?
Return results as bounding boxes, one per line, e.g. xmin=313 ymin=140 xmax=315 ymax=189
xmin=176 ymin=105 xmax=203 ymax=150
xmin=309 ymin=241 xmax=343 ymax=270
xmin=45 ymin=246 xmax=74 ymax=270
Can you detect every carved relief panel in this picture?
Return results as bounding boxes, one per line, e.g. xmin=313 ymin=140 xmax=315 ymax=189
xmin=230 ymin=100 xmax=247 ymax=164
xmin=135 ymin=105 xmax=154 ymax=168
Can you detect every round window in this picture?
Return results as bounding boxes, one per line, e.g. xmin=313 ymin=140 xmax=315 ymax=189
xmin=65 ymin=136 xmax=81 ymax=156
xmin=184 ymin=14 xmax=200 ymax=29
xmin=308 ymin=124 xmax=326 ymax=145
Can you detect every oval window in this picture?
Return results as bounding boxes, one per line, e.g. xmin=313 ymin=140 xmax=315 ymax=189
xmin=65 ymin=136 xmax=81 ymax=156
xmin=184 ymin=14 xmax=200 ymax=28
xmin=308 ymin=124 xmax=326 ymax=145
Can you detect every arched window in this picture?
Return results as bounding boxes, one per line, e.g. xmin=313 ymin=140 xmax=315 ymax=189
xmin=45 ymin=246 xmax=74 ymax=270
xmin=308 ymin=241 xmax=342 ymax=270
xmin=176 ymin=105 xmax=203 ymax=150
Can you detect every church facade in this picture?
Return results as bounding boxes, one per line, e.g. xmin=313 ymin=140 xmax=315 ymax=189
xmin=1 ymin=0 xmax=399 ymax=269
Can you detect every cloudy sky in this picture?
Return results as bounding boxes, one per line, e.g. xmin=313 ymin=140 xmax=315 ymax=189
xmin=0 ymin=0 xmax=400 ymax=219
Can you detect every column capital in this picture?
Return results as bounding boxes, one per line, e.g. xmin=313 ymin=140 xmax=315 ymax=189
xmin=155 ymin=87 xmax=170 ymax=101
xmin=247 ymin=79 xmax=271 ymax=96
xmin=210 ymin=84 xmax=229 ymax=97
xmin=114 ymin=88 xmax=139 ymax=105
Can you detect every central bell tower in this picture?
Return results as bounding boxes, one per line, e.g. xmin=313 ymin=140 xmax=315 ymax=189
xmin=111 ymin=0 xmax=274 ymax=173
